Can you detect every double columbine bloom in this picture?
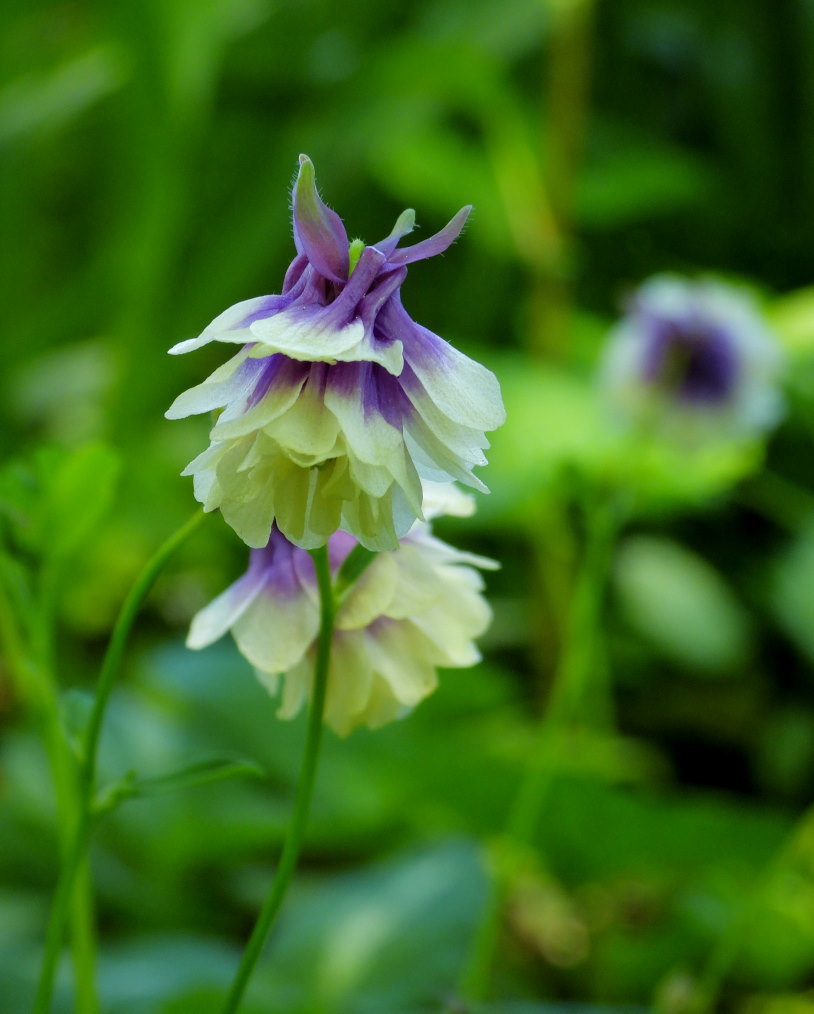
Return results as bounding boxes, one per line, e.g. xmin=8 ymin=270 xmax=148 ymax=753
xmin=601 ymin=275 xmax=783 ymax=440
xmin=169 ymin=157 xmax=504 ymax=732
xmin=167 ymin=154 xmax=505 ymax=552
xmin=186 ymin=486 xmax=496 ymax=736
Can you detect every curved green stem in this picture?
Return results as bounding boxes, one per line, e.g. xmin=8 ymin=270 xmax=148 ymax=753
xmin=457 ymin=494 xmax=623 ymax=1006
xmin=33 ymin=509 xmax=208 ymax=1014
xmin=221 ymin=543 xmax=335 ymax=1014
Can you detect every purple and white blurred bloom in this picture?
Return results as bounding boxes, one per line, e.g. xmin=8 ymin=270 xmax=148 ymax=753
xmin=601 ymin=276 xmax=783 ymax=439
xmin=185 ymin=484 xmax=496 ymax=736
xmin=166 ymin=154 xmax=505 ymax=551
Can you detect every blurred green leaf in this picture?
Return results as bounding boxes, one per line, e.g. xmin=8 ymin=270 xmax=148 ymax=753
xmin=578 ymin=134 xmax=713 ymax=228
xmin=252 ymin=840 xmax=486 ymax=1013
xmin=614 ymin=535 xmax=751 ymax=675
xmin=0 ymin=45 xmax=127 ymax=144
xmin=768 ymin=287 xmax=814 ymax=358
xmin=771 ymin=522 xmax=814 ymax=664
xmin=45 ymin=443 xmax=120 ymax=565
xmin=0 ymin=444 xmax=120 ymax=565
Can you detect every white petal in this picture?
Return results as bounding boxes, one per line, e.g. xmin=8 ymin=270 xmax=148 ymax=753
xmin=266 ymin=382 xmax=341 ymax=460
xmin=166 ymin=351 xmax=258 ymax=420
xmin=335 ymin=553 xmax=398 ymax=630
xmin=382 ymin=542 xmax=444 ymax=619
xmin=323 ymin=633 xmax=375 ymax=735
xmin=169 ymin=296 xmax=273 ymax=354
xmin=276 ymin=656 xmax=311 ymax=720
xmin=186 ymin=568 xmax=266 ymax=649
xmin=403 ymin=418 xmax=489 ymax=493
xmin=233 ymin=585 xmax=319 ymax=674
xmin=249 ymin=307 xmax=366 ymax=362
xmin=211 ymin=369 xmax=308 ymax=440
xmin=364 ymin=622 xmax=439 ymax=708
xmin=405 ymin=339 xmax=506 ymax=431
xmin=420 ymin=481 xmax=476 ymax=520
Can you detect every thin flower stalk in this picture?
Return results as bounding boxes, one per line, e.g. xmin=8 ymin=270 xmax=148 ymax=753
xmin=34 ymin=510 xmax=208 ymax=1014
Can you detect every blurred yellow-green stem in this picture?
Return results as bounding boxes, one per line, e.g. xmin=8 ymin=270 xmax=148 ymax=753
xmin=533 ymin=0 xmax=595 ymax=358
xmin=691 ymin=800 xmax=814 ymax=1013
xmin=458 ymin=489 xmax=625 ymax=1005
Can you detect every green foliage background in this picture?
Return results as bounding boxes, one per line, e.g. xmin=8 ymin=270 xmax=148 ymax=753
xmin=4 ymin=1 xmax=814 ymax=1011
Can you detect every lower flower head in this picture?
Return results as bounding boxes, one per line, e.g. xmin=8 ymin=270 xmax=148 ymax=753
xmin=600 ymin=276 xmax=783 ymax=441
xmin=185 ymin=484 xmax=496 ymax=735
xmin=166 ymin=155 xmax=505 ymax=551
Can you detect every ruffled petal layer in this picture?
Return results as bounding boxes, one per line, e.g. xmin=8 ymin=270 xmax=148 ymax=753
xmin=185 ymin=486 xmax=496 ymax=736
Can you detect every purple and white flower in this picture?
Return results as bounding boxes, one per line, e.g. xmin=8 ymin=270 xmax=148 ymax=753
xmin=601 ymin=276 xmax=783 ymax=439
xmin=167 ymin=155 xmax=505 ymax=551
xmin=186 ymin=485 xmax=496 ymax=736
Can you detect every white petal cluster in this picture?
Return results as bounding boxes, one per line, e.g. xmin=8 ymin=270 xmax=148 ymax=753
xmin=186 ymin=488 xmax=496 ymax=736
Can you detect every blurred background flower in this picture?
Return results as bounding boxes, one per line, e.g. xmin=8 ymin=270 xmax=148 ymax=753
xmin=4 ymin=1 xmax=814 ymax=1012
xmin=600 ymin=275 xmax=784 ymax=443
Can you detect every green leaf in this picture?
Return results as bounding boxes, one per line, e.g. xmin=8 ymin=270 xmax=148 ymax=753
xmin=771 ymin=521 xmax=814 ymax=664
xmin=768 ymin=286 xmax=814 ymax=357
xmin=614 ymin=535 xmax=751 ymax=675
xmin=45 ymin=443 xmax=120 ymax=564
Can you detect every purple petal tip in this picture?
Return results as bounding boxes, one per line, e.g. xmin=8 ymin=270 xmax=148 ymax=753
xmin=292 ymin=156 xmax=349 ymax=283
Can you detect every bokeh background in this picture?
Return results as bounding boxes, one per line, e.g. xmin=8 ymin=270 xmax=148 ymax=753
xmin=4 ymin=1 xmax=814 ymax=1011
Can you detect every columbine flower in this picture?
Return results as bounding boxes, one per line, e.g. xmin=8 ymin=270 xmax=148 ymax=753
xmin=166 ymin=155 xmax=505 ymax=551
xmin=601 ymin=276 xmax=783 ymax=440
xmin=185 ymin=485 xmax=496 ymax=736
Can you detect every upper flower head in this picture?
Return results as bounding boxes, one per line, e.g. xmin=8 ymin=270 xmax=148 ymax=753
xmin=167 ymin=155 xmax=505 ymax=551
xmin=185 ymin=484 xmax=496 ymax=736
xmin=600 ymin=275 xmax=783 ymax=440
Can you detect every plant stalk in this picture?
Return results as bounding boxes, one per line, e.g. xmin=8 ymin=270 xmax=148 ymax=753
xmin=220 ymin=543 xmax=335 ymax=1014
xmin=33 ymin=509 xmax=207 ymax=1014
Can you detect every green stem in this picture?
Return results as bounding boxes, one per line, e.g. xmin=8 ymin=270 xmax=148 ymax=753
xmin=458 ymin=494 xmax=622 ymax=1006
xmin=33 ymin=559 xmax=100 ymax=1014
xmin=693 ymin=802 xmax=814 ymax=1013
xmin=33 ymin=509 xmax=207 ymax=1014
xmin=221 ymin=543 xmax=335 ymax=1014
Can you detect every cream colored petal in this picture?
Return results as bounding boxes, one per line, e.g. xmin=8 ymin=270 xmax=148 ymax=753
xmin=169 ymin=296 xmax=273 ymax=354
xmin=406 ymin=528 xmax=499 ymax=571
xmin=166 ymin=348 xmax=256 ymax=419
xmin=403 ymin=379 xmax=491 ymax=462
xmin=406 ymin=567 xmax=492 ymax=665
xmin=335 ymin=553 xmax=398 ymax=630
xmin=365 ymin=622 xmax=439 ymax=708
xmin=232 ymin=586 xmax=319 ymax=674
xmin=381 ymin=542 xmax=444 ymax=619
xmin=405 ymin=340 xmax=506 ymax=431
xmin=186 ymin=568 xmax=266 ymax=649
xmin=420 ymin=481 xmax=475 ymax=520
xmin=211 ymin=371 xmax=308 ymax=440
xmin=266 ymin=384 xmax=341 ymax=460
xmin=249 ymin=307 xmax=366 ymax=362
xmin=277 ymin=656 xmax=312 ymax=720
xmin=403 ymin=418 xmax=489 ymax=493
xmin=323 ymin=633 xmax=375 ymax=736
